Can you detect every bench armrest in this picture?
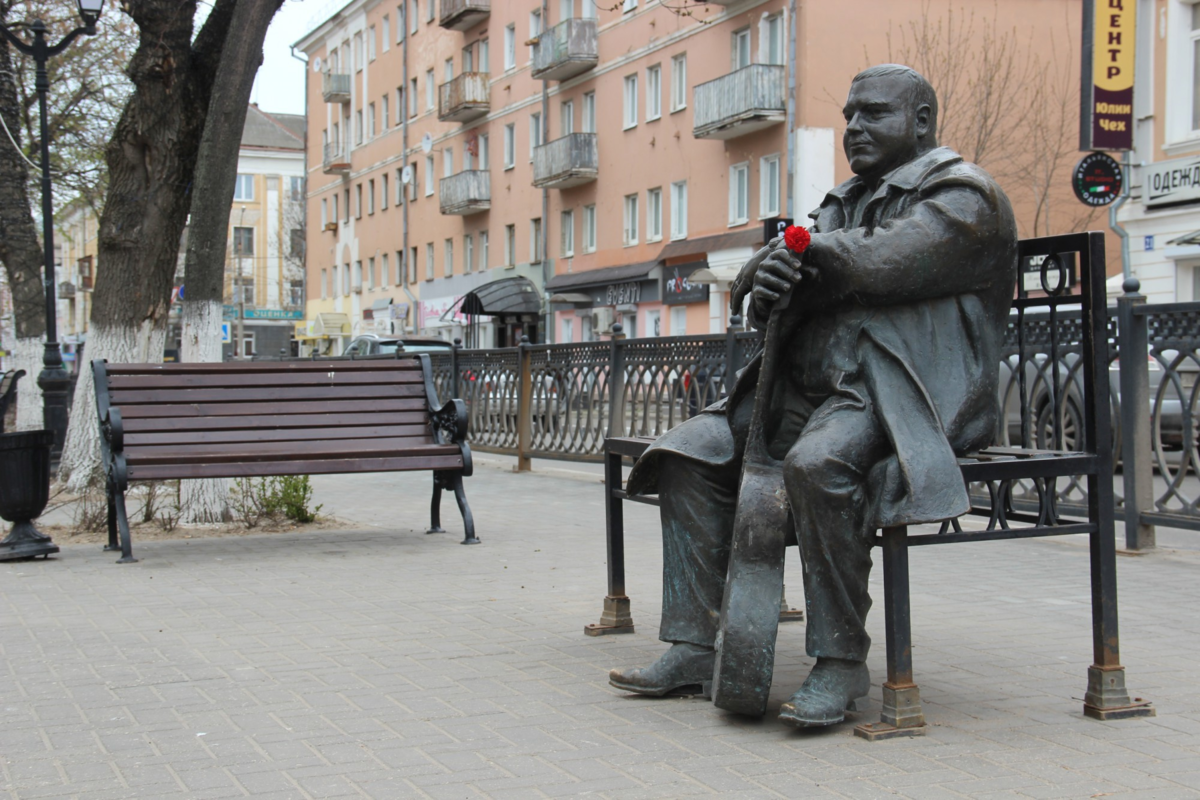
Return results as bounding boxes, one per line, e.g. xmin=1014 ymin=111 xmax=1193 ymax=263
xmin=432 ymin=398 xmax=468 ymax=444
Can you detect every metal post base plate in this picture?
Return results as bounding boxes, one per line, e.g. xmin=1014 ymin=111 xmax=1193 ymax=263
xmin=854 ymin=720 xmax=927 ymax=741
xmin=855 ymin=684 xmax=926 ymax=741
xmin=584 ymin=595 xmax=635 ymax=636
xmin=1083 ymin=665 xmax=1155 ymax=720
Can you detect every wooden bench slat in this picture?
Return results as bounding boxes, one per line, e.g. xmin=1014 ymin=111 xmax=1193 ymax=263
xmin=124 ymin=423 xmax=431 ymax=446
xmin=127 ymin=452 xmax=464 ymax=481
xmin=122 ymin=411 xmax=428 ymax=433
xmin=118 ymin=398 xmax=428 ymax=419
xmin=126 ymin=436 xmax=444 ymax=465
xmin=107 ymin=371 xmax=425 ymax=390
xmin=109 ymin=383 xmax=425 ymax=405
xmin=105 ymin=360 xmax=423 ymax=374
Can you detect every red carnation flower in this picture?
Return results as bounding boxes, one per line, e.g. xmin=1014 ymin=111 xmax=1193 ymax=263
xmin=783 ymin=225 xmax=811 ymax=255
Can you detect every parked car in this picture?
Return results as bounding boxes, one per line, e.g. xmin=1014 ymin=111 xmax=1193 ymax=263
xmin=343 ymin=334 xmax=454 ymax=357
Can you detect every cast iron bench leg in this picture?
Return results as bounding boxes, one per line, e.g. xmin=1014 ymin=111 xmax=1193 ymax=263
xmin=104 ymin=487 xmax=119 ymax=553
xmin=586 ymin=447 xmax=634 ymax=635
xmin=427 ymin=471 xmax=446 ymax=534
xmin=451 ymin=472 xmax=480 ymax=545
xmin=113 ymin=489 xmax=137 ymax=564
xmin=856 ymin=525 xmax=924 ymax=740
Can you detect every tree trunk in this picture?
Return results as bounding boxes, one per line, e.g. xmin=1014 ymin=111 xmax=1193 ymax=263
xmin=59 ymin=0 xmax=239 ymax=490
xmin=0 ymin=2 xmax=49 ymax=431
xmin=178 ymin=0 xmax=283 ymax=523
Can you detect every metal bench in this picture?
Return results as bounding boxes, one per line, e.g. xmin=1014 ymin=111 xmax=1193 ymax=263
xmin=591 ymin=231 xmax=1154 ymax=739
xmin=91 ymin=355 xmax=476 ymax=563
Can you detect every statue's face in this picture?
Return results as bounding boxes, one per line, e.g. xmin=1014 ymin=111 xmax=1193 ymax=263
xmin=842 ymin=75 xmax=929 ymax=183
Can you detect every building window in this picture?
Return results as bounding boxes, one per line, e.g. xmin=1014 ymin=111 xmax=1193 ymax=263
xmin=409 ymin=0 xmax=418 ymax=33
xmin=425 ymin=69 xmax=435 ymax=110
xmin=355 ymin=109 xmax=363 ymax=144
xmin=368 ymin=25 xmax=376 ymax=60
xmin=444 ymin=238 xmax=454 ymax=277
xmin=382 ymin=16 xmax=390 ymax=51
xmin=368 ymin=102 xmax=376 ymax=138
xmin=368 ymin=179 xmax=376 ymax=214
xmin=381 ymin=253 xmax=389 ymax=287
xmin=397 ymin=4 xmax=405 ymax=41
xmin=444 ymin=56 xmax=453 ymax=82
xmin=582 ymin=91 xmax=596 ymax=132
xmin=583 ymin=204 xmax=596 ymax=252
xmin=289 ymin=176 xmax=304 ymax=201
xmin=670 ymin=53 xmax=687 ymax=112
xmin=396 ymin=250 xmax=404 ymax=284
xmin=505 ymin=224 xmax=516 ymax=266
xmin=464 ymin=234 xmax=475 ymax=274
xmin=443 ymin=147 xmax=454 ymax=177
xmin=233 ymin=226 xmax=254 ymax=256
xmin=504 ymin=24 xmax=516 ymax=70
xmin=760 ymin=154 xmax=781 ymax=217
xmin=321 ymin=268 xmax=328 ymax=299
xmin=381 ymin=95 xmax=389 ymax=131
xmin=530 ymin=112 xmax=542 ymax=157
xmin=670 ymin=305 xmax=686 ymax=336
xmin=561 ymin=209 xmax=574 ymax=256
xmin=503 ymin=123 xmax=516 ymax=169
xmin=426 ymin=0 xmax=434 ymax=21
xmin=409 ymin=78 xmax=418 ymax=117
xmin=396 ymin=87 xmax=404 ymax=123
xmin=321 ymin=198 xmax=328 ymax=228
xmin=647 ymin=187 xmax=662 ymax=242
xmin=395 ymin=168 xmax=404 ymax=205
xmin=529 ymin=10 xmax=541 ymax=61
xmin=646 ymin=64 xmax=661 ymax=121
xmin=530 ymin=217 xmax=543 ymax=263
xmin=410 ymin=247 xmax=418 ymax=284
xmin=332 ymin=193 xmax=339 ymax=223
xmin=562 ymin=317 xmax=574 ymax=343
xmin=561 ymin=100 xmax=574 ymax=136
xmin=368 ymin=256 xmax=377 ymax=288
xmin=670 ymin=180 xmax=688 ymax=240
xmin=623 ymin=74 xmax=638 ymax=129
xmin=343 ymin=263 xmax=351 ymax=295
xmin=479 ymin=38 xmax=490 ymax=72
xmin=237 ymin=331 xmax=255 ymax=358
xmin=622 ymin=0 xmax=635 ymax=12
xmin=233 ymin=174 xmax=253 ymax=201
xmin=479 ymin=230 xmax=489 ymax=271
xmin=623 ymin=193 xmax=638 ymax=245
xmin=729 ymin=162 xmax=749 ymax=225
xmin=425 ymin=242 xmax=434 ymax=280
xmin=424 ymin=155 xmax=434 ymax=195
xmin=354 ymin=261 xmax=363 ymax=291
xmin=765 ymin=13 xmax=784 ymax=65
xmin=732 ymin=27 xmax=751 ymax=70
xmin=479 ymin=132 xmax=490 ymax=169
xmin=353 ymin=32 xmax=363 ymax=69
xmin=381 ymin=173 xmax=389 ymax=210
xmin=355 ymin=183 xmax=363 ymax=218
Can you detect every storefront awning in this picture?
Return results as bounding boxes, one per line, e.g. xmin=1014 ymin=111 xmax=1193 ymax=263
xmin=689 ymin=266 xmax=742 ymax=285
xmin=655 ymin=229 xmax=765 ymax=262
xmin=312 ymin=312 xmax=350 ymax=336
xmin=461 ymin=276 xmax=542 ymax=315
xmin=1167 ymin=230 xmax=1200 ymax=246
xmin=548 ymin=292 xmax=593 ymax=304
xmin=545 ymin=260 xmax=659 ymax=291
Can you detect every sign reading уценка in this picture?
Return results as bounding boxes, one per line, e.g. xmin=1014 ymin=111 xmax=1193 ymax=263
xmin=1080 ymin=0 xmax=1136 ymax=152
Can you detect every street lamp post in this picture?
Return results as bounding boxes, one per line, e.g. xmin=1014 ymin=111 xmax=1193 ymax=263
xmin=0 ymin=0 xmax=105 ymax=469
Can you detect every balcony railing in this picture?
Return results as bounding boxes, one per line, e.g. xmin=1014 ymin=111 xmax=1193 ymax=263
xmin=532 ymin=19 xmax=598 ymax=82
xmin=439 ymin=0 xmax=489 ymax=31
xmin=322 ymin=72 xmax=351 ymax=104
xmin=533 ymin=133 xmax=598 ymax=189
xmin=693 ymin=64 xmax=786 ymax=140
xmin=322 ymin=142 xmax=350 ymax=175
xmin=440 ymin=170 xmax=491 ymax=215
xmin=438 ymin=73 xmax=490 ymax=123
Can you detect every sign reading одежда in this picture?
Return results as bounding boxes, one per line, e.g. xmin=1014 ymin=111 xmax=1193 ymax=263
xmin=1080 ymin=0 xmax=1136 ymax=151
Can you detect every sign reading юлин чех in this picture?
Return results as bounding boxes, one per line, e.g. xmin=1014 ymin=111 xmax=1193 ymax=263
xmin=1080 ymin=0 xmax=1136 ymax=152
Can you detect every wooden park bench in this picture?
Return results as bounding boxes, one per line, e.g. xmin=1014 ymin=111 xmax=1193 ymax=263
xmin=91 ymin=355 xmax=476 ymax=563
xmin=591 ymin=232 xmax=1154 ymax=739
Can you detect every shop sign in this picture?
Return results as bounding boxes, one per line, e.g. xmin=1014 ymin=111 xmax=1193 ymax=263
xmin=221 ymin=306 xmax=304 ymax=320
xmin=1080 ymin=0 xmax=1136 ymax=151
xmin=1020 ymin=253 xmax=1077 ymax=295
xmin=762 ymin=217 xmax=793 ymax=245
xmin=663 ymin=263 xmax=710 ymax=305
xmin=1072 ymin=152 xmax=1123 ymax=207
xmin=1145 ymin=156 xmax=1200 ymax=209
xmin=605 ymin=282 xmax=642 ymax=305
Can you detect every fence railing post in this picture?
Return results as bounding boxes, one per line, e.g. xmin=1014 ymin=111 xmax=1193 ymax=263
xmin=606 ymin=323 xmax=626 ymax=438
xmin=1117 ymin=277 xmax=1156 ymax=551
xmin=516 ymin=335 xmax=533 ymax=471
xmin=451 ymin=337 xmax=462 ymax=399
xmin=725 ymin=314 xmax=743 ymax=387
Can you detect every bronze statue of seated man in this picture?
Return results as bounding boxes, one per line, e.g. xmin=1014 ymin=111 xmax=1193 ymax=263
xmin=609 ymin=64 xmax=1018 ymax=727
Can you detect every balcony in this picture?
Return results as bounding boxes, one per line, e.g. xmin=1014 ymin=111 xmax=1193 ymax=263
xmin=693 ymin=64 xmax=786 ymax=140
xmin=438 ymin=73 xmax=490 ymax=123
xmin=322 ymin=142 xmax=350 ymax=175
xmin=439 ymin=170 xmax=490 ymax=215
xmin=439 ymin=0 xmax=489 ymax=31
xmin=533 ymin=133 xmax=598 ymax=189
xmin=532 ymin=19 xmax=597 ymax=82
xmin=322 ymin=72 xmax=351 ymax=104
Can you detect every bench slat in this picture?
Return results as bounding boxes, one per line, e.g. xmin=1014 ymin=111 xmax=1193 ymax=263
xmin=127 ymin=452 xmax=464 ymax=481
xmin=108 ymin=371 xmax=425 ymax=390
xmin=126 ymin=436 xmax=442 ymax=465
xmin=105 ymin=360 xmax=423 ymax=374
xmin=110 ymin=383 xmax=425 ymax=405
xmin=125 ymin=423 xmax=431 ymax=446
xmin=122 ymin=411 xmax=429 ymax=433
xmin=118 ymin=397 xmax=428 ymax=419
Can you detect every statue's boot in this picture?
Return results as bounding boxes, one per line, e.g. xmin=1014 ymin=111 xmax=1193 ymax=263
xmin=778 ymin=658 xmax=870 ymax=727
xmin=609 ymin=643 xmax=715 ymax=696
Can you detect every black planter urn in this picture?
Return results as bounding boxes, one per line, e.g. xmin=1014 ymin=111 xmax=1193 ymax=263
xmin=0 ymin=429 xmax=59 ymax=561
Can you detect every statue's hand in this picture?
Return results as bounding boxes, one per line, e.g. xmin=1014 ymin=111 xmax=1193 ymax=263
xmin=751 ymin=243 xmax=803 ymax=314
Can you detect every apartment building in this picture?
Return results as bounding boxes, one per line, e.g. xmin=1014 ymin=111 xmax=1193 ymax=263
xmin=297 ymin=0 xmax=1084 ymax=349
xmin=56 ymin=202 xmax=99 ymax=371
xmin=1118 ymin=0 xmax=1200 ymax=303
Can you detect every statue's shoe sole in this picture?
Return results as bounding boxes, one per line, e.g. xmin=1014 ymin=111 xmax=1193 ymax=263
xmin=777 ymin=695 xmax=868 ymax=727
xmin=609 ymin=677 xmax=713 ymax=698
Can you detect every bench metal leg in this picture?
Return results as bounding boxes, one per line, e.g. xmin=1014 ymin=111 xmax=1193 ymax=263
xmin=856 ymin=525 xmax=924 ymax=740
xmin=427 ymin=471 xmax=446 ymax=534
xmin=104 ymin=487 xmax=120 ymax=553
xmin=450 ymin=472 xmax=479 ymax=545
xmin=586 ymin=448 xmax=635 ymax=636
xmin=113 ymin=489 xmax=137 ymax=564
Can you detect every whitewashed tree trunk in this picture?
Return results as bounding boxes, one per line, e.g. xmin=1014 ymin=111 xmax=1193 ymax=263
xmin=59 ymin=321 xmax=165 ymax=492
xmin=178 ymin=299 xmax=230 ymax=522
xmin=10 ymin=337 xmax=43 ymax=431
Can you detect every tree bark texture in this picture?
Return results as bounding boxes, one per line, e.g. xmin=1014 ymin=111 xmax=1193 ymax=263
xmin=0 ymin=2 xmax=49 ymax=430
xmin=60 ymin=0 xmax=244 ymax=489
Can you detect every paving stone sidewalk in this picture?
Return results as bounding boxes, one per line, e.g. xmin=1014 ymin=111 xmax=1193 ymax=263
xmin=3 ymin=455 xmax=1199 ymax=799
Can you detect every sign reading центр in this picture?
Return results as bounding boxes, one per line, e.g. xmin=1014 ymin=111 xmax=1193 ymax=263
xmin=1080 ymin=0 xmax=1136 ymax=151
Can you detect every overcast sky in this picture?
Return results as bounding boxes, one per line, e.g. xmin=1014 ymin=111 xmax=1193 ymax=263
xmin=197 ymin=0 xmax=336 ymax=117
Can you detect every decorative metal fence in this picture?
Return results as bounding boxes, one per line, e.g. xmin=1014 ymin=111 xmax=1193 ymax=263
xmin=427 ymin=285 xmax=1200 ymax=547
